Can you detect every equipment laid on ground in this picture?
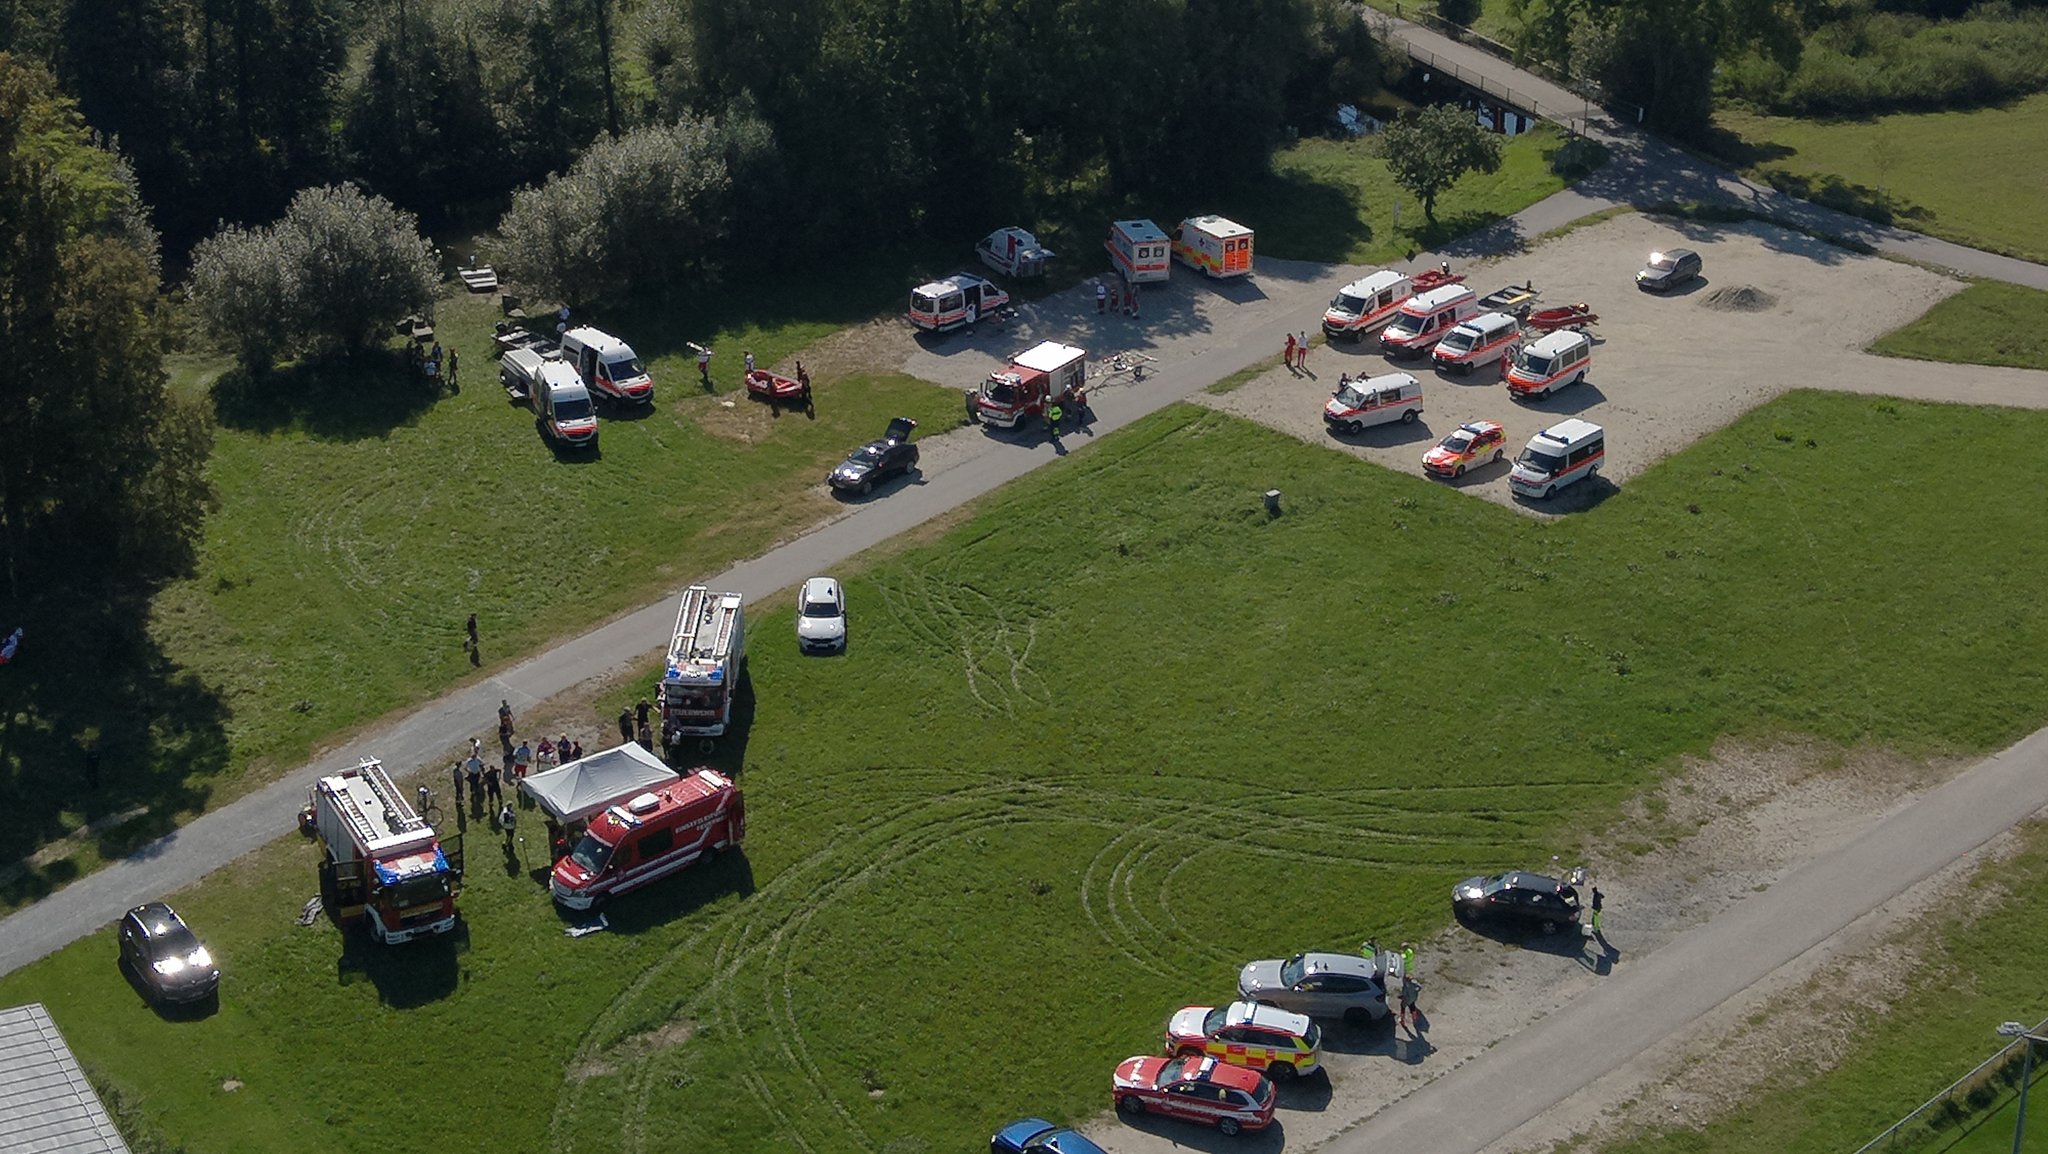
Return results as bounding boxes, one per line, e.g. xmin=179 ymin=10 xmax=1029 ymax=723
xmin=1171 ymin=215 xmax=1254 ymax=278
xmin=458 ymin=265 xmax=499 ymax=293
xmin=548 ymin=768 xmax=745 ymax=910
xmin=1477 ymin=284 xmax=1540 ymax=320
xmin=745 ymin=369 xmax=812 ymax=406
xmin=659 ymin=586 xmax=746 ymax=756
xmin=977 ymin=227 xmax=1055 ymax=279
xmin=309 ymin=757 xmax=462 ymax=944
xmin=972 ymin=340 xmax=1088 ymax=429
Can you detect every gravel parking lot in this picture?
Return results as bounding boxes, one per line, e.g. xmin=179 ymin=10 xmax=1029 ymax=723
xmin=1196 ymin=213 xmax=2048 ymax=516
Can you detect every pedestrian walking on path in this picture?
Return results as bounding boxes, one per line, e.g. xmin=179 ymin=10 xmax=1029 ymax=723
xmin=1402 ymin=941 xmax=1417 ymax=979
xmin=513 ymin=738 xmax=532 ymax=779
xmin=1590 ymin=886 xmax=1604 ymax=935
xmin=1297 ymin=331 xmax=1311 ymax=371
xmin=1284 ymin=332 xmax=1298 ymax=371
xmin=498 ymin=699 xmax=514 ymax=743
xmin=617 ymin=707 xmax=633 ymax=744
xmin=1399 ymin=974 xmax=1423 ymax=1035
xmin=465 ymin=613 xmax=478 ymax=649
xmin=1046 ymin=402 xmax=1064 ymax=440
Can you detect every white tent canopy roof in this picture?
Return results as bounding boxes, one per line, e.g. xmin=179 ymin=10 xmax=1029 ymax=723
xmin=517 ymin=743 xmax=680 ymax=825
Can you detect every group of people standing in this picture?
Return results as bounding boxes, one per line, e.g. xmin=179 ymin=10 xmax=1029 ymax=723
xmin=619 ymin=698 xmax=656 ymax=751
xmin=1094 ymin=277 xmax=1142 ymax=317
xmin=449 ymin=697 xmax=584 ymax=817
xmin=1281 ymin=330 xmax=1313 ymax=372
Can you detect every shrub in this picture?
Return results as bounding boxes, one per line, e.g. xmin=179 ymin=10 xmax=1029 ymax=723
xmin=1723 ymin=5 xmax=2048 ymax=114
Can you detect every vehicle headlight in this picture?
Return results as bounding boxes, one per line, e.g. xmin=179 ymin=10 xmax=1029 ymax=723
xmin=188 ymin=947 xmax=213 ymax=968
xmin=153 ymin=957 xmax=187 ymax=975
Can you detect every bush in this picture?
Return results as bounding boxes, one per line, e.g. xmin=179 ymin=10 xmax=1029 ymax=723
xmin=1722 ymin=5 xmax=2048 ymax=114
xmin=188 ymin=184 xmax=438 ymax=368
xmin=1438 ymin=0 xmax=1483 ymax=28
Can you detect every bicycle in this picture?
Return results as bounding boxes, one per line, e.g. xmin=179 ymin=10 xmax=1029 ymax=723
xmin=416 ymin=785 xmax=443 ymax=828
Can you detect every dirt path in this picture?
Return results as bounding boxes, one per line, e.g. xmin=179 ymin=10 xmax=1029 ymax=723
xmin=1197 ymin=213 xmax=2048 ymax=518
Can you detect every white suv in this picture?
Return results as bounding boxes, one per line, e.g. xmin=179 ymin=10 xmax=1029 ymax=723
xmin=796 ymin=577 xmax=847 ymax=653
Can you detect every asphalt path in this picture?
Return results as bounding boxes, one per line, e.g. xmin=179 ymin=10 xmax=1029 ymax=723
xmin=1385 ymin=16 xmax=2048 ymax=290
xmin=1325 ymin=723 xmax=2048 ymax=1154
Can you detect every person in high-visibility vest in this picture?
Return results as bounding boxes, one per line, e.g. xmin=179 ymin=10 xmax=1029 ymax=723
xmin=1046 ymin=402 xmax=1064 ymax=439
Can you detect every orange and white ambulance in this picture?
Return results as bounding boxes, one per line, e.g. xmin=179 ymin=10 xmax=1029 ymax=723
xmin=1171 ymin=215 xmax=1254 ymax=278
xmin=1431 ymin=311 xmax=1522 ymax=376
xmin=1380 ymin=285 xmax=1478 ymax=358
xmin=1505 ymin=329 xmax=1593 ymax=399
xmin=1106 ymin=219 xmax=1172 ymax=284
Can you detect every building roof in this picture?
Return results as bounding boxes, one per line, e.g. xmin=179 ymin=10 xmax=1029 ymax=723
xmin=0 ymin=1004 xmax=129 ymax=1153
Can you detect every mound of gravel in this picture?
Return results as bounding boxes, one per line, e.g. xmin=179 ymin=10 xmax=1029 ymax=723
xmin=1702 ymin=285 xmax=1778 ymax=312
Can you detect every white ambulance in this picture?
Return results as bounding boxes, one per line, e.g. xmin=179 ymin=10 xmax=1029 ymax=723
xmin=1171 ymin=215 xmax=1254 ymax=278
xmin=908 ymin=273 xmax=1011 ymax=334
xmin=1505 ymin=330 xmax=1593 ymax=399
xmin=1431 ymin=311 xmax=1522 ymax=376
xmin=1380 ymin=285 xmax=1478 ymax=358
xmin=1105 ymin=219 xmax=1171 ymax=284
xmin=1323 ymin=372 xmax=1424 ymax=434
xmin=559 ymin=327 xmax=654 ymax=405
xmin=1509 ymin=419 xmax=1606 ymax=499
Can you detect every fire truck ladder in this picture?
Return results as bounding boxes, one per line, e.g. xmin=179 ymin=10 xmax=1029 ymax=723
xmin=338 ymin=757 xmax=424 ymax=841
xmin=670 ymin=586 xmax=738 ymax=665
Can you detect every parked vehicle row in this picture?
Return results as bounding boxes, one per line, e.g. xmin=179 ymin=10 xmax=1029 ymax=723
xmin=494 ymin=321 xmax=654 ymax=449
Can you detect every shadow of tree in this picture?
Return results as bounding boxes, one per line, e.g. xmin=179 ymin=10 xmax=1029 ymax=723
xmin=0 ymin=582 xmax=228 ymax=904
xmin=1691 ymin=123 xmax=1797 ymax=170
xmin=1212 ymin=167 xmax=1376 ymax=264
xmin=210 ymin=349 xmax=445 ymax=440
xmin=1755 ymin=166 xmax=1933 ymax=227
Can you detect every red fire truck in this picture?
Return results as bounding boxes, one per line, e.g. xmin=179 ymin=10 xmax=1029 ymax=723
xmin=549 ymin=768 xmax=746 ymax=909
xmin=971 ymin=340 xmax=1088 ymax=429
xmin=660 ymin=586 xmax=746 ymax=756
xmin=311 ymin=758 xmax=462 ymax=944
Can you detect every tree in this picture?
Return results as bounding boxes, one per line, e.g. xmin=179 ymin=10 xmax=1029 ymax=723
xmin=494 ymin=117 xmax=735 ymax=307
xmin=0 ymin=54 xmax=212 ymax=594
xmin=188 ymin=183 xmax=437 ymax=366
xmin=1378 ymin=104 xmax=1505 ymax=223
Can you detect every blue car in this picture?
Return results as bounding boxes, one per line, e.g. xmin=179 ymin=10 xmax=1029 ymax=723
xmin=992 ymin=1118 xmax=1110 ymax=1154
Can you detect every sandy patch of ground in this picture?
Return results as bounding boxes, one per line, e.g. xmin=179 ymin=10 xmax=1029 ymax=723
xmin=1192 ymin=213 xmax=2048 ymax=518
xmin=1083 ymin=742 xmax=1969 ymax=1154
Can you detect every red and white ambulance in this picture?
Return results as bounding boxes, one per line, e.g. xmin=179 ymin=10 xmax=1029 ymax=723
xmin=908 ymin=273 xmax=1011 ymax=334
xmin=1106 ymin=219 xmax=1171 ymax=284
xmin=1323 ymin=267 xmax=1464 ymax=340
xmin=1171 ymin=215 xmax=1254 ymax=278
xmin=1380 ymin=285 xmax=1478 ymax=358
xmin=1509 ymin=419 xmax=1606 ymax=499
xmin=1431 ymin=311 xmax=1522 ymax=376
xmin=1505 ymin=330 xmax=1593 ymax=399
xmin=549 ymin=768 xmax=745 ymax=910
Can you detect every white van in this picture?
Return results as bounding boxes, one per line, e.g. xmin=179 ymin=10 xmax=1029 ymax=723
xmin=1106 ymin=219 xmax=1171 ymax=284
xmin=1431 ymin=311 xmax=1522 ymax=375
xmin=1505 ymin=330 xmax=1593 ymax=399
xmin=1171 ymin=215 xmax=1254 ymax=278
xmin=559 ymin=327 xmax=654 ymax=405
xmin=1380 ymin=285 xmax=1478 ymax=358
xmin=1509 ymin=419 xmax=1605 ymax=499
xmin=1323 ymin=372 xmax=1424 ymax=434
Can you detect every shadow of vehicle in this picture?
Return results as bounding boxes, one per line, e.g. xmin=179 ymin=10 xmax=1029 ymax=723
xmin=539 ymin=421 xmax=603 ymax=462
xmin=828 ymin=465 xmax=924 ymax=502
xmin=1641 ymin=274 xmax=1710 ymax=298
xmin=1326 ymin=418 xmax=1434 ymax=448
xmin=559 ymin=847 xmax=759 ymax=937
xmin=1510 ymin=381 xmax=1609 ymax=415
xmin=1513 ymin=473 xmax=1620 ymax=516
xmin=1112 ymin=1110 xmax=1287 ymax=1153
xmin=1435 ymin=456 xmax=1513 ymax=487
xmin=334 ymin=918 xmax=466 ymax=1008
xmin=1274 ymin=1069 xmax=1333 ymax=1112
xmin=1453 ymin=907 xmax=1601 ymax=957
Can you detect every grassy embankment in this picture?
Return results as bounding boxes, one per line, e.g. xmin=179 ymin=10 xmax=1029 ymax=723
xmin=1871 ymin=282 xmax=2048 ymax=372
xmin=6 ymin=392 xmax=2048 ymax=1153
xmin=2 ymin=125 xmax=1582 ymax=907
xmin=1711 ymin=93 xmax=2048 ymax=264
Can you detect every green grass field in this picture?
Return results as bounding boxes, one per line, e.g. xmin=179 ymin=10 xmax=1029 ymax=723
xmin=1592 ymin=821 xmax=2048 ymax=1154
xmin=7 ymin=393 xmax=2048 ymax=1154
xmin=1871 ymin=282 xmax=2048 ymax=372
xmin=1241 ymin=124 xmax=1575 ymax=264
xmin=1712 ymin=93 xmax=2048 ymax=264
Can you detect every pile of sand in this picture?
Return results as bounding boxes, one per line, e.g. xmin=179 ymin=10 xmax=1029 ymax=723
xmin=1702 ymin=284 xmax=1778 ymax=311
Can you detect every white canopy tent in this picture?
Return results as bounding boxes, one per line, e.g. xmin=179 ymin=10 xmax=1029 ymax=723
xmin=517 ymin=742 xmax=679 ymax=826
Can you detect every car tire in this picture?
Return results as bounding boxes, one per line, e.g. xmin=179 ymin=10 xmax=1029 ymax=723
xmin=1544 ymin=485 xmax=1556 ymax=499
xmin=1267 ymin=1061 xmax=1297 ymax=1083
xmin=1492 ymin=450 xmax=1504 ymax=464
xmin=1118 ymin=1095 xmax=1146 ymax=1117
xmin=1542 ymin=918 xmax=1560 ymax=934
xmin=1401 ymin=409 xmax=1418 ymax=424
xmin=859 ymin=479 xmax=873 ymax=496
xmin=1539 ymin=386 xmax=1552 ymax=399
xmin=1574 ymin=371 xmax=1586 ymax=387
xmin=1219 ymin=1118 xmax=1243 ymax=1137
xmin=1347 ymin=420 xmax=1365 ymax=435
xmin=1453 ymin=464 xmax=1465 ymax=477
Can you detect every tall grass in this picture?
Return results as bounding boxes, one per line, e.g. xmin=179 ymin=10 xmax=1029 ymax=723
xmin=1720 ymin=4 xmax=2048 ymax=115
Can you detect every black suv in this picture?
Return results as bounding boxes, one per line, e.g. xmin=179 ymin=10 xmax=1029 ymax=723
xmin=1635 ymin=248 xmax=1702 ymax=292
xmin=827 ymin=417 xmax=919 ymax=496
xmin=118 ymin=902 xmax=220 ymax=1005
xmin=1451 ymin=871 xmax=1582 ymax=934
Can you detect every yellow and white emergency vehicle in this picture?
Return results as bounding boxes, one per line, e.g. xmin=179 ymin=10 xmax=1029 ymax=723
xmin=1171 ymin=215 xmax=1254 ymax=278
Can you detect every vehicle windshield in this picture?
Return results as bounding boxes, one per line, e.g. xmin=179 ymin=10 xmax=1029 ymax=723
xmin=850 ymin=444 xmax=886 ymax=464
xmin=1332 ymin=291 xmax=1367 ymax=314
xmin=147 ymin=925 xmax=201 ymax=959
xmin=1334 ymin=383 xmax=1370 ymax=408
xmin=1439 ymin=329 xmax=1476 ymax=352
xmin=389 ymin=872 xmax=451 ymax=908
xmin=1279 ymin=954 xmax=1307 ymax=986
xmin=1515 ymin=349 xmax=1553 ymax=376
xmin=1647 ymin=253 xmax=1676 ymax=270
xmin=987 ymin=381 xmax=1018 ymax=403
xmin=1518 ymin=449 xmax=1564 ymax=475
xmin=911 ymin=291 xmax=938 ymax=312
xmin=554 ymin=396 xmax=594 ymax=421
xmin=801 ymin=597 xmax=840 ymax=618
xmin=1201 ymin=1005 xmax=1231 ymax=1035
xmin=1481 ymin=875 xmax=1510 ymax=894
xmin=569 ymin=834 xmax=615 ymax=875
xmin=1440 ymin=432 xmax=1474 ymax=454
xmin=604 ymin=356 xmax=645 ymax=379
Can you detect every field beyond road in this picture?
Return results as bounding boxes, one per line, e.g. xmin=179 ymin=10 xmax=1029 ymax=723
xmin=7 ymin=394 xmax=2048 ymax=1154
